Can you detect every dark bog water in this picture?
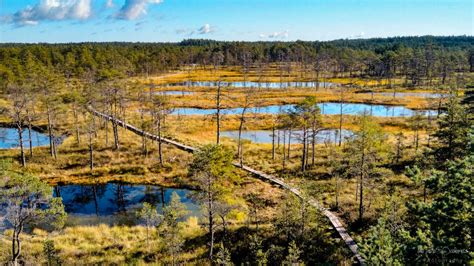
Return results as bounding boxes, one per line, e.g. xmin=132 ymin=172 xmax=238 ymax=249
xmin=172 ymin=103 xmax=437 ymax=117
xmin=166 ymin=81 xmax=337 ymax=89
xmin=221 ymin=129 xmax=353 ymax=144
xmin=0 ymin=128 xmax=51 ymax=149
xmin=54 ymin=183 xmax=199 ymax=226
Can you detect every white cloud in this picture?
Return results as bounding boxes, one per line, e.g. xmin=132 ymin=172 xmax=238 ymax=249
xmin=260 ymin=30 xmax=289 ymax=39
xmin=114 ymin=0 xmax=163 ymax=20
xmin=5 ymin=0 xmax=92 ymax=26
xmin=197 ymin=23 xmax=212 ymax=34
xmin=176 ymin=24 xmax=214 ymax=36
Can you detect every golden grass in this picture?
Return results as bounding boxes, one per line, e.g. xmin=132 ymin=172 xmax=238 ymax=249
xmin=0 ymin=220 xmax=210 ymax=265
xmin=0 ymin=65 xmax=450 ymax=264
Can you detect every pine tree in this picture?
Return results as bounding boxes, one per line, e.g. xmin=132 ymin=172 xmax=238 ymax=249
xmin=401 ymin=156 xmax=473 ymax=264
xmin=433 ymin=97 xmax=471 ymax=164
xmin=162 ymin=192 xmax=188 ymax=265
xmin=214 ymin=242 xmax=233 ymax=266
xmin=283 ymin=241 xmax=304 ymax=266
xmin=43 ymin=239 xmax=61 ymax=266
xmin=359 ymin=218 xmax=403 ymax=265
xmin=136 ymin=202 xmax=161 ymax=251
xmin=189 ymin=144 xmax=235 ymax=261
xmin=343 ymin=112 xmax=388 ymax=221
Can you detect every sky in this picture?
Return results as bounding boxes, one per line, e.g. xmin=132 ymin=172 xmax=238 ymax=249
xmin=0 ymin=0 xmax=472 ymax=43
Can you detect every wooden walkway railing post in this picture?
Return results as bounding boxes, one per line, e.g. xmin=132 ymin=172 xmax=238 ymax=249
xmin=87 ymin=106 xmax=365 ymax=265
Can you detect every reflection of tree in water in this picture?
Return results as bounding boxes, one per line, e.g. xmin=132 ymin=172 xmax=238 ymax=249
xmin=92 ymin=184 xmax=99 ymax=216
xmin=56 ymin=184 xmax=106 ymax=215
xmin=0 ymin=129 xmax=8 ymax=144
xmin=54 ymin=186 xmax=61 ymax=198
xmin=114 ymin=183 xmax=127 ymax=213
xmin=140 ymin=185 xmax=164 ymax=208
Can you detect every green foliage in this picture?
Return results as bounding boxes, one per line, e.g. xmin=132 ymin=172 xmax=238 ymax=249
xmin=214 ymin=242 xmax=233 ymax=266
xmin=359 ymin=218 xmax=403 ymax=265
xmin=0 ymin=165 xmax=67 ymax=230
xmin=1 ymin=36 xmax=472 ymax=92
xmin=43 ymin=239 xmax=61 ymax=266
xmin=289 ymin=96 xmax=321 ymax=128
xmin=247 ymin=234 xmax=268 ymax=265
xmin=273 ymin=193 xmax=304 ymax=243
xmin=343 ymin=112 xmax=389 ymax=179
xmin=283 ymin=241 xmax=304 ymax=266
xmin=433 ymin=97 xmax=472 ymax=164
xmin=136 ymin=202 xmax=161 ymax=228
xmin=189 ymin=144 xmax=236 ymax=199
xmin=342 ymin=112 xmax=388 ymax=220
xmin=272 ymin=192 xmax=336 ymax=264
xmin=189 ymin=144 xmax=236 ymax=260
xmin=401 ymin=156 xmax=473 ymax=264
xmin=0 ymin=162 xmax=66 ymax=264
xmin=161 ymin=192 xmax=188 ymax=264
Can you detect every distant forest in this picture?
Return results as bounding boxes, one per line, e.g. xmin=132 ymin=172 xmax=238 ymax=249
xmin=1 ymin=36 xmax=473 ymax=87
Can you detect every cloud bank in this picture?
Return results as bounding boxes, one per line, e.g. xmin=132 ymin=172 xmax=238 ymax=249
xmin=5 ymin=0 xmax=92 ymax=26
xmin=114 ymin=0 xmax=163 ymax=20
xmin=2 ymin=0 xmax=165 ymax=26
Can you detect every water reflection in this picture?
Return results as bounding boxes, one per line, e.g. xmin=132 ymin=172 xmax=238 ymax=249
xmin=221 ymin=129 xmax=353 ymax=144
xmin=166 ymin=81 xmax=337 ymax=89
xmin=172 ymin=103 xmax=437 ymax=117
xmin=0 ymin=128 xmax=50 ymax=149
xmin=54 ymin=183 xmax=199 ymax=226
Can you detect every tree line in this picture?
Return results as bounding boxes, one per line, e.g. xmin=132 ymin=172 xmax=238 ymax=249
xmin=1 ymin=36 xmax=473 ymax=89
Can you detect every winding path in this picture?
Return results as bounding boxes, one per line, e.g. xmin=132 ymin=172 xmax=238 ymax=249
xmin=87 ymin=106 xmax=365 ymax=265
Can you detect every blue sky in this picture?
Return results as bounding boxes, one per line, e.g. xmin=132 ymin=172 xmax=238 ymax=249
xmin=0 ymin=0 xmax=472 ymax=43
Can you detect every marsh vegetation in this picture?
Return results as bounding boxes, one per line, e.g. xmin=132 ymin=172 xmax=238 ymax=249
xmin=0 ymin=36 xmax=473 ymax=265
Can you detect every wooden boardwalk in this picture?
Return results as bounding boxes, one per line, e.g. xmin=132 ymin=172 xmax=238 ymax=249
xmin=87 ymin=106 xmax=365 ymax=265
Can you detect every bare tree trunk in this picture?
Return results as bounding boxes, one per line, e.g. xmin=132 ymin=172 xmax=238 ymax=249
xmin=301 ymin=127 xmax=307 ymax=172
xmin=282 ymin=129 xmax=286 ymax=171
xmin=140 ymin=110 xmax=148 ymax=157
xmin=339 ymin=103 xmax=343 ymax=147
xmin=89 ymin=130 xmax=94 ymax=171
xmin=26 ymin=112 xmax=33 ymax=157
xmin=207 ymin=181 xmax=215 ymax=260
xmin=158 ymin=117 xmax=163 ymax=166
xmin=112 ymin=121 xmax=119 ymax=150
xmin=216 ymin=82 xmax=221 ymax=145
xmin=287 ymin=127 xmax=292 ymax=160
xmin=358 ymin=145 xmax=366 ymax=221
xmin=46 ymin=107 xmax=55 ymax=159
xmin=237 ymin=125 xmax=243 ymax=165
xmin=105 ymin=119 xmax=109 ymax=147
xmin=73 ymin=102 xmax=80 ymax=146
xmin=277 ymin=129 xmax=280 ymax=148
xmin=17 ymin=124 xmax=26 ymax=167
xmin=414 ymin=128 xmax=419 ymax=153
xmin=11 ymin=224 xmax=23 ymax=266
xmin=311 ymin=127 xmax=316 ymax=166
xmin=28 ymin=128 xmax=33 ymax=158
xmin=237 ymin=105 xmax=248 ymax=165
xmin=271 ymin=126 xmax=276 ymax=160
